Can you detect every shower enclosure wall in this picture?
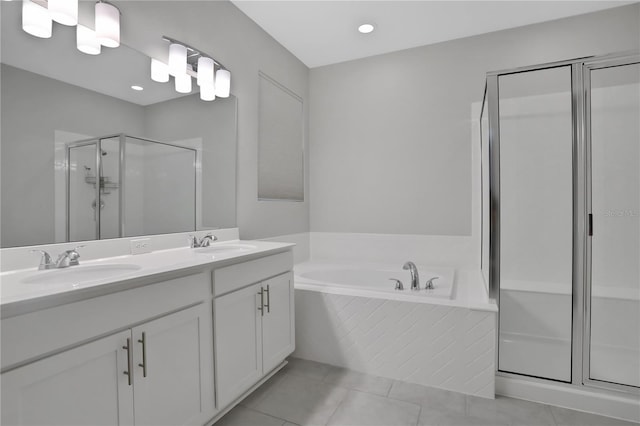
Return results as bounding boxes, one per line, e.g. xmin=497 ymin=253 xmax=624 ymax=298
xmin=480 ymin=52 xmax=639 ymax=394
xmin=66 ymin=134 xmax=197 ymax=242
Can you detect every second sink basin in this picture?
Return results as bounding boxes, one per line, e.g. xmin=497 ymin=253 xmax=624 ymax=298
xmin=21 ymin=264 xmax=142 ymax=285
xmin=193 ymin=243 xmax=256 ymax=255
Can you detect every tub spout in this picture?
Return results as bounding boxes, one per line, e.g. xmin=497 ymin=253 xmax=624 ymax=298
xmin=403 ymin=261 xmax=419 ymax=290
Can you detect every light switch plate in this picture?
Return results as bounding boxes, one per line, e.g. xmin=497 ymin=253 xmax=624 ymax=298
xmin=130 ymin=238 xmax=151 ymax=255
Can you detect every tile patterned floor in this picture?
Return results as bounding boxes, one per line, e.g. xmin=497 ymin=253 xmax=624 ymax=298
xmin=215 ymin=358 xmax=639 ymax=426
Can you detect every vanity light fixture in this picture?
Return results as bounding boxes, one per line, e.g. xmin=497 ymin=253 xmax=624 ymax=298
xmin=48 ymin=0 xmax=78 ymax=26
xmin=22 ymin=0 xmax=52 ymax=39
xmin=200 ymin=84 xmax=216 ymax=102
xmin=21 ymin=0 xmax=123 ymax=54
xmin=76 ymin=24 xmax=101 ymax=55
xmin=215 ymin=69 xmax=231 ymax=98
xmin=169 ymin=43 xmax=187 ymax=76
xmin=175 ymin=65 xmax=193 ymax=94
xmin=152 ymin=36 xmax=231 ymax=102
xmin=197 ymin=57 xmax=215 ymax=88
xmin=151 ymin=59 xmax=170 ymax=83
xmin=358 ymin=23 xmax=375 ymax=34
xmin=95 ymin=1 xmax=120 ymax=48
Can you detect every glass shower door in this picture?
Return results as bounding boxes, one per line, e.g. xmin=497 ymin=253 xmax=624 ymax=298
xmin=497 ymin=66 xmax=574 ymax=382
xmin=587 ymin=61 xmax=640 ymax=389
xmin=67 ymin=142 xmax=98 ymax=242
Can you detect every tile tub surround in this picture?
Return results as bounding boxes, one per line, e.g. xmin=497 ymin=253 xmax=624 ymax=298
xmin=292 ymin=285 xmax=497 ymax=399
xmin=215 ymin=358 xmax=638 ymax=426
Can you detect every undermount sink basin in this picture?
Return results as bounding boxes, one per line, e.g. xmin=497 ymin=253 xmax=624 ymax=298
xmin=193 ymin=243 xmax=256 ymax=255
xmin=21 ymin=264 xmax=142 ymax=285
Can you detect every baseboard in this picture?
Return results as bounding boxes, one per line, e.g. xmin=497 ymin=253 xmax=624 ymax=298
xmin=496 ymin=374 xmax=640 ymax=423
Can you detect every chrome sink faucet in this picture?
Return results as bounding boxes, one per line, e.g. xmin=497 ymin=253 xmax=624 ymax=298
xmin=189 ymin=233 xmax=217 ymax=248
xmin=31 ymin=246 xmax=84 ymax=270
xmin=403 ymin=261 xmax=420 ymax=290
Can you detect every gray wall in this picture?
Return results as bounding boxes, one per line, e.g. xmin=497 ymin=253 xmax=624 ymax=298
xmin=116 ymin=1 xmax=310 ymax=240
xmin=145 ymin=94 xmax=238 ymax=230
xmin=309 ymin=4 xmax=640 ymax=236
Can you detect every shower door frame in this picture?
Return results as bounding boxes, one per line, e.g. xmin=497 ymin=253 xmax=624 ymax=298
xmin=582 ymin=54 xmax=640 ymax=394
xmin=484 ymin=51 xmax=640 ymax=394
xmin=65 ymin=134 xmax=199 ymax=242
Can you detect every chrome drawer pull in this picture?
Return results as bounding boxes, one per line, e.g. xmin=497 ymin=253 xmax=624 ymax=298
xmin=123 ymin=338 xmax=132 ymax=386
xmin=138 ymin=332 xmax=147 ymax=378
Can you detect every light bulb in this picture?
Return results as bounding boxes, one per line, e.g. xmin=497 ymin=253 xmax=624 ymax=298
xmin=151 ymin=59 xmax=169 ymax=83
xmin=215 ymin=69 xmax=230 ymax=98
xmin=175 ymin=66 xmax=192 ymax=94
xmin=22 ymin=0 xmax=52 ymax=39
xmin=77 ymin=25 xmax=101 ymax=55
xmin=168 ymin=43 xmax=187 ymax=77
xmin=95 ymin=1 xmax=120 ymax=48
xmin=49 ymin=0 xmax=78 ymax=26
xmin=197 ymin=57 xmax=215 ymax=88
xmin=200 ymin=84 xmax=216 ymax=101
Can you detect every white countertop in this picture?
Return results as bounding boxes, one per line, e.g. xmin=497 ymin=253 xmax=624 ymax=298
xmin=0 ymin=240 xmax=294 ymax=318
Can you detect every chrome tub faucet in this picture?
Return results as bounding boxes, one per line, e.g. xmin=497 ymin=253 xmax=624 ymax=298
xmin=403 ymin=261 xmax=420 ymax=290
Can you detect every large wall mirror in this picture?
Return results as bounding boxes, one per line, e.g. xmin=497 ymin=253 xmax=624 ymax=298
xmin=0 ymin=3 xmax=237 ymax=248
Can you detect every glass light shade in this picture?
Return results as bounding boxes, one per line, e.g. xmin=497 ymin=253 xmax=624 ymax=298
xmin=200 ymin=84 xmax=216 ymax=102
xmin=76 ymin=25 xmax=101 ymax=55
xmin=49 ymin=0 xmax=78 ymax=26
xmin=168 ymin=43 xmax=187 ymax=77
xmin=215 ymin=69 xmax=231 ymax=98
xmin=22 ymin=0 xmax=52 ymax=39
xmin=175 ymin=70 xmax=192 ymax=94
xmin=95 ymin=2 xmax=120 ymax=48
xmin=151 ymin=59 xmax=169 ymax=83
xmin=197 ymin=57 xmax=215 ymax=87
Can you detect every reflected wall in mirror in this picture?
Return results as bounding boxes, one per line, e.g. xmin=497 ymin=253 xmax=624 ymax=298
xmin=258 ymin=72 xmax=304 ymax=201
xmin=0 ymin=3 xmax=237 ymax=248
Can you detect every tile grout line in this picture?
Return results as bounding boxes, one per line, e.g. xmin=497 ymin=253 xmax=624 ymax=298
xmin=548 ymin=404 xmax=560 ymax=426
xmin=323 ymin=389 xmax=351 ymax=426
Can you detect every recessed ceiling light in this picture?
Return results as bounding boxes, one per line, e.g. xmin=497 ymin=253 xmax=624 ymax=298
xmin=358 ymin=24 xmax=375 ymax=34
xmin=131 ymin=85 xmax=144 ymax=91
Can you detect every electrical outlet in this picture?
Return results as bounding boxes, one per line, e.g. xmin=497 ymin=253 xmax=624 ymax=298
xmin=130 ymin=238 xmax=151 ymax=255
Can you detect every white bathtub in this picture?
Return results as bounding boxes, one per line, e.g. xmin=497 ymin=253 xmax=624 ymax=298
xmin=294 ymin=261 xmax=455 ymax=299
xmin=292 ymin=260 xmax=497 ymax=398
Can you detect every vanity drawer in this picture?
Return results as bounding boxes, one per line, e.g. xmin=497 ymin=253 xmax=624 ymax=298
xmin=214 ymin=251 xmax=293 ymax=297
xmin=1 ymin=272 xmax=211 ymax=372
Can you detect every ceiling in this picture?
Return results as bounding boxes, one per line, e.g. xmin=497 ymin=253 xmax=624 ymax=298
xmin=231 ymin=1 xmax=636 ymax=68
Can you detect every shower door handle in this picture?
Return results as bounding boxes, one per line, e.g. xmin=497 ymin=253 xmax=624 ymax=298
xmin=588 ymin=213 xmax=593 ymax=236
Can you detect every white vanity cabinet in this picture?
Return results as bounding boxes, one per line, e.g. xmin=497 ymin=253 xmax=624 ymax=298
xmin=131 ymin=303 xmax=214 ymax=426
xmin=1 ymin=273 xmax=215 ymax=426
xmin=0 ymin=244 xmax=295 ymax=426
xmin=214 ymin=252 xmax=295 ymax=409
xmin=1 ymin=330 xmax=134 ymax=426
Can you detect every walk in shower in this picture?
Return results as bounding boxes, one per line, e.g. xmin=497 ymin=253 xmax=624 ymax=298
xmin=480 ymin=52 xmax=639 ymax=392
xmin=66 ymin=134 xmax=197 ymax=242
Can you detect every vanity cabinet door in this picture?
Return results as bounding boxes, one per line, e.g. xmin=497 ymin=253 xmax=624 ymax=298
xmin=131 ymin=302 xmax=215 ymax=426
xmin=215 ymin=283 xmax=263 ymax=408
xmin=1 ymin=330 xmax=134 ymax=426
xmin=261 ymin=272 xmax=295 ymax=373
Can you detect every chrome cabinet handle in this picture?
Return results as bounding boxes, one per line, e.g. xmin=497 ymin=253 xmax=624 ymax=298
xmin=138 ymin=332 xmax=147 ymax=378
xmin=123 ymin=338 xmax=132 ymax=386
xmin=258 ymin=287 xmax=264 ymax=316
xmin=264 ymin=284 xmax=270 ymax=313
